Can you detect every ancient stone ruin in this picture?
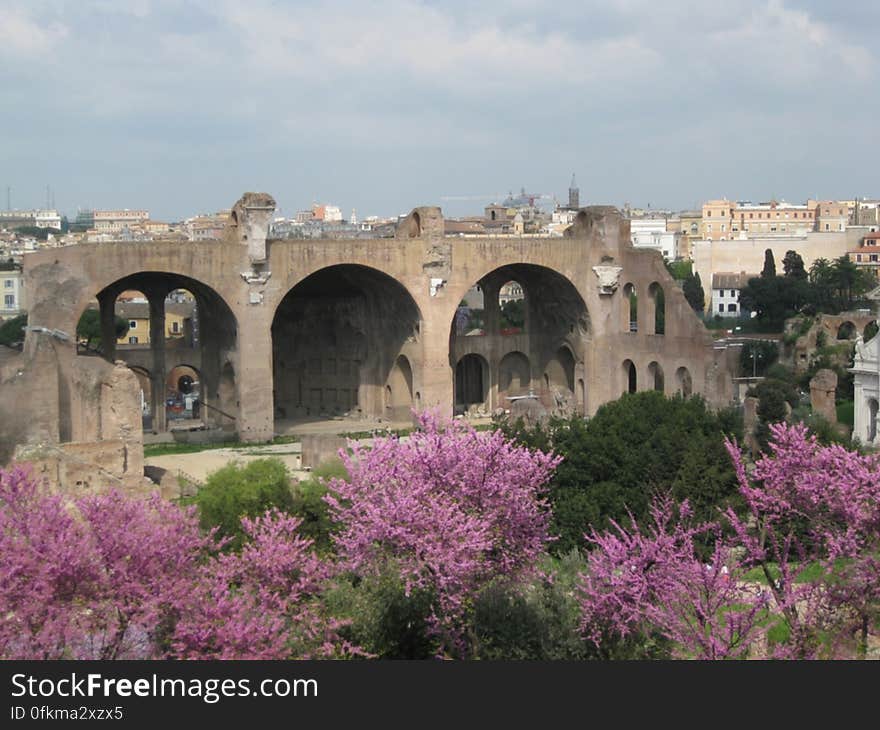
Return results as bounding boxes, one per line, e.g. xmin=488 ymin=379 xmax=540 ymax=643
xmin=0 ymin=192 xmax=733 ymax=493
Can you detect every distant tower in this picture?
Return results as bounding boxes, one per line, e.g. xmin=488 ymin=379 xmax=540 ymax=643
xmin=350 ymin=208 xmax=357 ymax=225
xmin=568 ymin=174 xmax=580 ymax=209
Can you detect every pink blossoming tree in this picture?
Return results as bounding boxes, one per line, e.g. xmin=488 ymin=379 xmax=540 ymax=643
xmin=579 ymin=423 xmax=880 ymax=660
xmin=325 ymin=411 xmax=560 ymax=656
xmin=0 ymin=466 xmax=211 ymax=659
xmin=0 ymin=468 xmax=354 ymax=660
xmin=725 ymin=422 xmax=880 ymax=658
xmin=577 ymin=496 xmax=768 ymax=660
xmin=171 ymin=509 xmax=360 ymax=659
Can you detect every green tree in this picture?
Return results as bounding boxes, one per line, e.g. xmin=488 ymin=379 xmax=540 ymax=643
xmin=754 ymin=386 xmax=789 ymax=451
xmin=500 ymin=392 xmax=742 ymax=554
xmin=665 ymin=260 xmax=692 ymax=281
xmin=808 ymin=256 xmax=874 ymax=313
xmin=738 ymin=276 xmax=784 ymax=328
xmin=739 ymin=340 xmax=779 ymax=377
xmin=654 ymin=286 xmax=665 ymax=335
xmin=194 ymin=458 xmax=295 ymax=550
xmin=0 ymin=314 xmax=27 ymax=348
xmin=739 ymin=274 xmax=812 ymax=331
xmin=499 ymin=298 xmax=525 ymax=330
xmin=289 ymin=457 xmax=348 ymax=554
xmin=746 ymin=378 xmax=800 ymax=452
xmin=783 ymin=250 xmax=807 ymax=280
xmin=76 ymin=309 xmax=128 ymax=353
xmin=761 ymin=248 xmax=777 ymax=278
xmin=324 ymin=558 xmax=437 ymax=659
xmin=831 ymin=256 xmax=873 ymax=311
xmin=809 ymin=258 xmax=836 ymax=311
xmin=682 ymin=272 xmax=705 ymax=314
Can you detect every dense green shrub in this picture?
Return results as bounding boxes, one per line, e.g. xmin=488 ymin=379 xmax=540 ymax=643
xmin=290 ymin=457 xmax=348 ymax=554
xmin=500 ymin=392 xmax=743 ymax=554
xmin=324 ymin=558 xmax=437 ymax=659
xmin=0 ymin=314 xmax=27 ymax=347
xmin=195 ymin=458 xmax=294 ymax=549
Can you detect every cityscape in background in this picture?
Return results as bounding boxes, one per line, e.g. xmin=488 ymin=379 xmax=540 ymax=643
xmin=3 ymin=175 xmax=879 ymax=322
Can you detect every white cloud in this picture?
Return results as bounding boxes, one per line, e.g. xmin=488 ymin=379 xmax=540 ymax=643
xmin=0 ymin=5 xmax=68 ymax=57
xmin=0 ymin=0 xmax=877 ymax=218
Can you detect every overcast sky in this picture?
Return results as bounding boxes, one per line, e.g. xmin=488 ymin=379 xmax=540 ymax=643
xmin=1 ymin=0 xmax=877 ymax=221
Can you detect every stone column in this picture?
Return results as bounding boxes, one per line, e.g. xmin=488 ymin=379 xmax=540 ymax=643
xmin=637 ymin=283 xmax=649 ymax=335
xmin=148 ymin=293 xmax=166 ymax=433
xmin=482 ymin=279 xmax=501 ymax=336
xmin=236 ymin=313 xmax=274 ymax=442
xmin=98 ymin=289 xmax=118 ymax=361
xmin=809 ymin=369 xmax=838 ymax=424
xmin=419 ymin=307 xmax=454 ymax=418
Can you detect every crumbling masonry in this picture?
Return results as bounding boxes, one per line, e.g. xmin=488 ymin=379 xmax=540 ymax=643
xmin=0 ymin=193 xmax=733 ymax=490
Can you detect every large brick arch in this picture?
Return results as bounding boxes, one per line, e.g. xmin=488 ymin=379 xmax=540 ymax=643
xmin=270 ymin=264 xmax=423 ymax=422
xmin=17 ymin=198 xmax=730 ymax=445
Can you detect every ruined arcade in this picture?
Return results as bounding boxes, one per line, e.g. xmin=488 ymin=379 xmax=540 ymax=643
xmin=0 ymin=193 xmax=733 ymax=486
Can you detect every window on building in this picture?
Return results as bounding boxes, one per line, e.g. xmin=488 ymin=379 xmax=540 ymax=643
xmin=825 ymin=223 xmax=830 ymax=231
xmin=718 ymin=304 xmax=724 ymax=312
xmin=749 ymin=213 xmax=753 ymax=219
xmin=4 ymin=280 xmax=12 ymax=288
xmin=727 ymin=304 xmax=736 ymax=312
xmin=721 ymin=224 xmax=726 ymax=232
xmin=871 ymin=255 xmax=878 ymax=262
xmin=4 ymin=295 xmax=14 ymax=307
xmin=129 ymin=320 xmax=137 ymax=329
xmin=172 ymin=321 xmax=180 ymax=333
xmin=128 ymin=336 xmax=138 ymax=344
xmin=858 ymin=254 xmax=863 ymax=261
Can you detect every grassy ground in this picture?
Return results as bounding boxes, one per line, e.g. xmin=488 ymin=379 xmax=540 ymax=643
xmin=144 ymin=433 xmax=300 ymax=458
xmin=741 ymin=561 xmax=826 ymax=585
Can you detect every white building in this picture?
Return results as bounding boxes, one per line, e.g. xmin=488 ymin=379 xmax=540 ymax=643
xmin=0 ymin=209 xmax=61 ymax=230
xmin=1 ymin=267 xmax=25 ymax=319
xmin=630 ymin=218 xmax=678 ymax=260
xmin=499 ymin=281 xmax=524 ymax=304
xmin=851 ymin=287 xmax=880 ymax=445
xmin=311 ymin=204 xmax=343 ymax=223
xmin=33 ymin=209 xmax=62 ymax=229
xmin=710 ymin=272 xmax=752 ymax=318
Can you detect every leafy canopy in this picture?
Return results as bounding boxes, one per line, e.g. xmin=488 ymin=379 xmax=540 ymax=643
xmin=500 ymin=392 xmax=743 ymax=554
